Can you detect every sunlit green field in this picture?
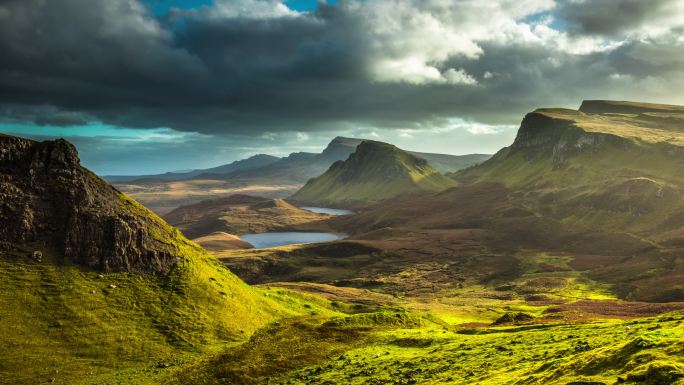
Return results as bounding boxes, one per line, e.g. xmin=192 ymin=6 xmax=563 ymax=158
xmin=2 ymin=250 xmax=683 ymax=385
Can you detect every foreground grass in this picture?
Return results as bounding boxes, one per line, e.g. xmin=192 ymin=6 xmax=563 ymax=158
xmin=0 ymin=253 xmax=337 ymax=385
xmin=182 ymin=310 xmax=684 ymax=385
xmin=2 ymin=249 xmax=683 ymax=385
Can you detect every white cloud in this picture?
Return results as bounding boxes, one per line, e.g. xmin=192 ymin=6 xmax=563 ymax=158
xmin=208 ymin=0 xmax=299 ymax=19
xmin=342 ymin=0 xmax=633 ymax=85
xmin=444 ymin=68 xmax=479 ymax=85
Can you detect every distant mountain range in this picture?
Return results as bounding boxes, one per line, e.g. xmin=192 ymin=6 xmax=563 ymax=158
xmin=104 ymin=136 xmax=490 ymax=184
xmin=104 ymin=153 xmax=281 ymax=182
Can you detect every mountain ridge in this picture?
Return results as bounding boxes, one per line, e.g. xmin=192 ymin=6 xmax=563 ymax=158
xmin=291 ymin=140 xmax=457 ymax=208
xmin=107 ymin=136 xmax=490 ymax=183
xmin=104 ymin=153 xmax=281 ymax=183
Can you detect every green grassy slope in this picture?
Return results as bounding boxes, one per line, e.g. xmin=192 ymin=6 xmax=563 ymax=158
xmin=292 ymin=141 xmax=456 ymax=207
xmin=173 ymin=300 xmax=684 ymax=385
xmin=0 ymin=242 xmax=336 ymax=385
xmin=0 ymin=134 xmax=334 ymax=384
xmin=278 ymin=312 xmax=684 ymax=385
xmin=456 ymin=102 xmax=684 ymax=237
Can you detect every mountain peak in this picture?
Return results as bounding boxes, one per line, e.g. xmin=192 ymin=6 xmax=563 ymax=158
xmin=0 ymin=133 xmax=207 ymax=273
xmin=292 ymin=139 xmax=455 ymax=207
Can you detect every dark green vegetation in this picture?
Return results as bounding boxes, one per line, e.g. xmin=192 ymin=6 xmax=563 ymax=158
xmin=292 ymin=141 xmax=457 ymax=207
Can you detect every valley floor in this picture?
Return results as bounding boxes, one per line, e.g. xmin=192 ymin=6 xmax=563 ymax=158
xmin=113 ymin=179 xmax=300 ymax=215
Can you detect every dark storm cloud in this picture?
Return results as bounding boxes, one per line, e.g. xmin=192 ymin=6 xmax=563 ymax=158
xmin=0 ymin=104 xmax=91 ymax=127
xmin=558 ymin=0 xmax=677 ymax=36
xmin=0 ymin=0 xmax=683 ymax=136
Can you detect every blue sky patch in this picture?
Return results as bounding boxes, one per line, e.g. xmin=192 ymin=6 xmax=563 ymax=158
xmin=142 ymin=0 xmax=336 ymax=16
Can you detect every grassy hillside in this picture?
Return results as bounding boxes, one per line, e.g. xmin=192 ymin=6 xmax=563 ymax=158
xmin=457 ymin=102 xmax=684 ymax=237
xmin=0 ymin=134 xmax=334 ymax=384
xmin=0 ymin=199 xmax=340 ymax=384
xmin=182 ymin=309 xmax=684 ymax=385
xmin=292 ymin=141 xmax=456 ymax=207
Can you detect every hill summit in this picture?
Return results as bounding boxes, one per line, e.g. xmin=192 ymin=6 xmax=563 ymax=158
xmin=0 ymin=133 xmax=325 ymax=384
xmin=0 ymin=133 xmax=206 ymax=273
xmin=291 ymin=140 xmax=456 ymax=207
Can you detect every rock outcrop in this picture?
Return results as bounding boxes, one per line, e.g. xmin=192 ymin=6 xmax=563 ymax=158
xmin=0 ymin=133 xmax=189 ymax=273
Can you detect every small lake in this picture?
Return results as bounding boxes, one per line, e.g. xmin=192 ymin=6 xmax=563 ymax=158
xmin=301 ymin=207 xmax=353 ymax=216
xmin=241 ymin=232 xmax=345 ymax=249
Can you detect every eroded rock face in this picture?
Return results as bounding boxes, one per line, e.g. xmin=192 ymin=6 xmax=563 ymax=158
xmin=511 ymin=111 xmax=628 ymax=167
xmin=0 ymin=133 xmax=179 ymax=273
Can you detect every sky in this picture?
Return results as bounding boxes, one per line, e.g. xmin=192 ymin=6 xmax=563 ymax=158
xmin=1 ymin=0 xmax=683 ymax=175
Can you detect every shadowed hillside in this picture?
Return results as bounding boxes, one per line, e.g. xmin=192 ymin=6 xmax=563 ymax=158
xmin=225 ymin=101 xmax=684 ymax=303
xmin=164 ymin=194 xmax=332 ymax=241
xmin=291 ymin=140 xmax=457 ymax=208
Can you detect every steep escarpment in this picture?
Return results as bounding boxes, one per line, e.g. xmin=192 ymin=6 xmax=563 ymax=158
xmin=508 ymin=109 xmax=630 ymax=166
xmin=457 ymin=102 xmax=684 ymax=233
xmin=460 ymin=101 xmax=684 ymax=184
xmin=1 ymin=133 xmax=201 ymax=273
xmin=292 ymin=141 xmax=456 ymax=208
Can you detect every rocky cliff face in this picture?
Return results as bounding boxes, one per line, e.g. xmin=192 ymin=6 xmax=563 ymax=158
xmin=510 ymin=109 xmax=630 ymax=167
xmin=0 ymin=133 xmax=188 ymax=273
